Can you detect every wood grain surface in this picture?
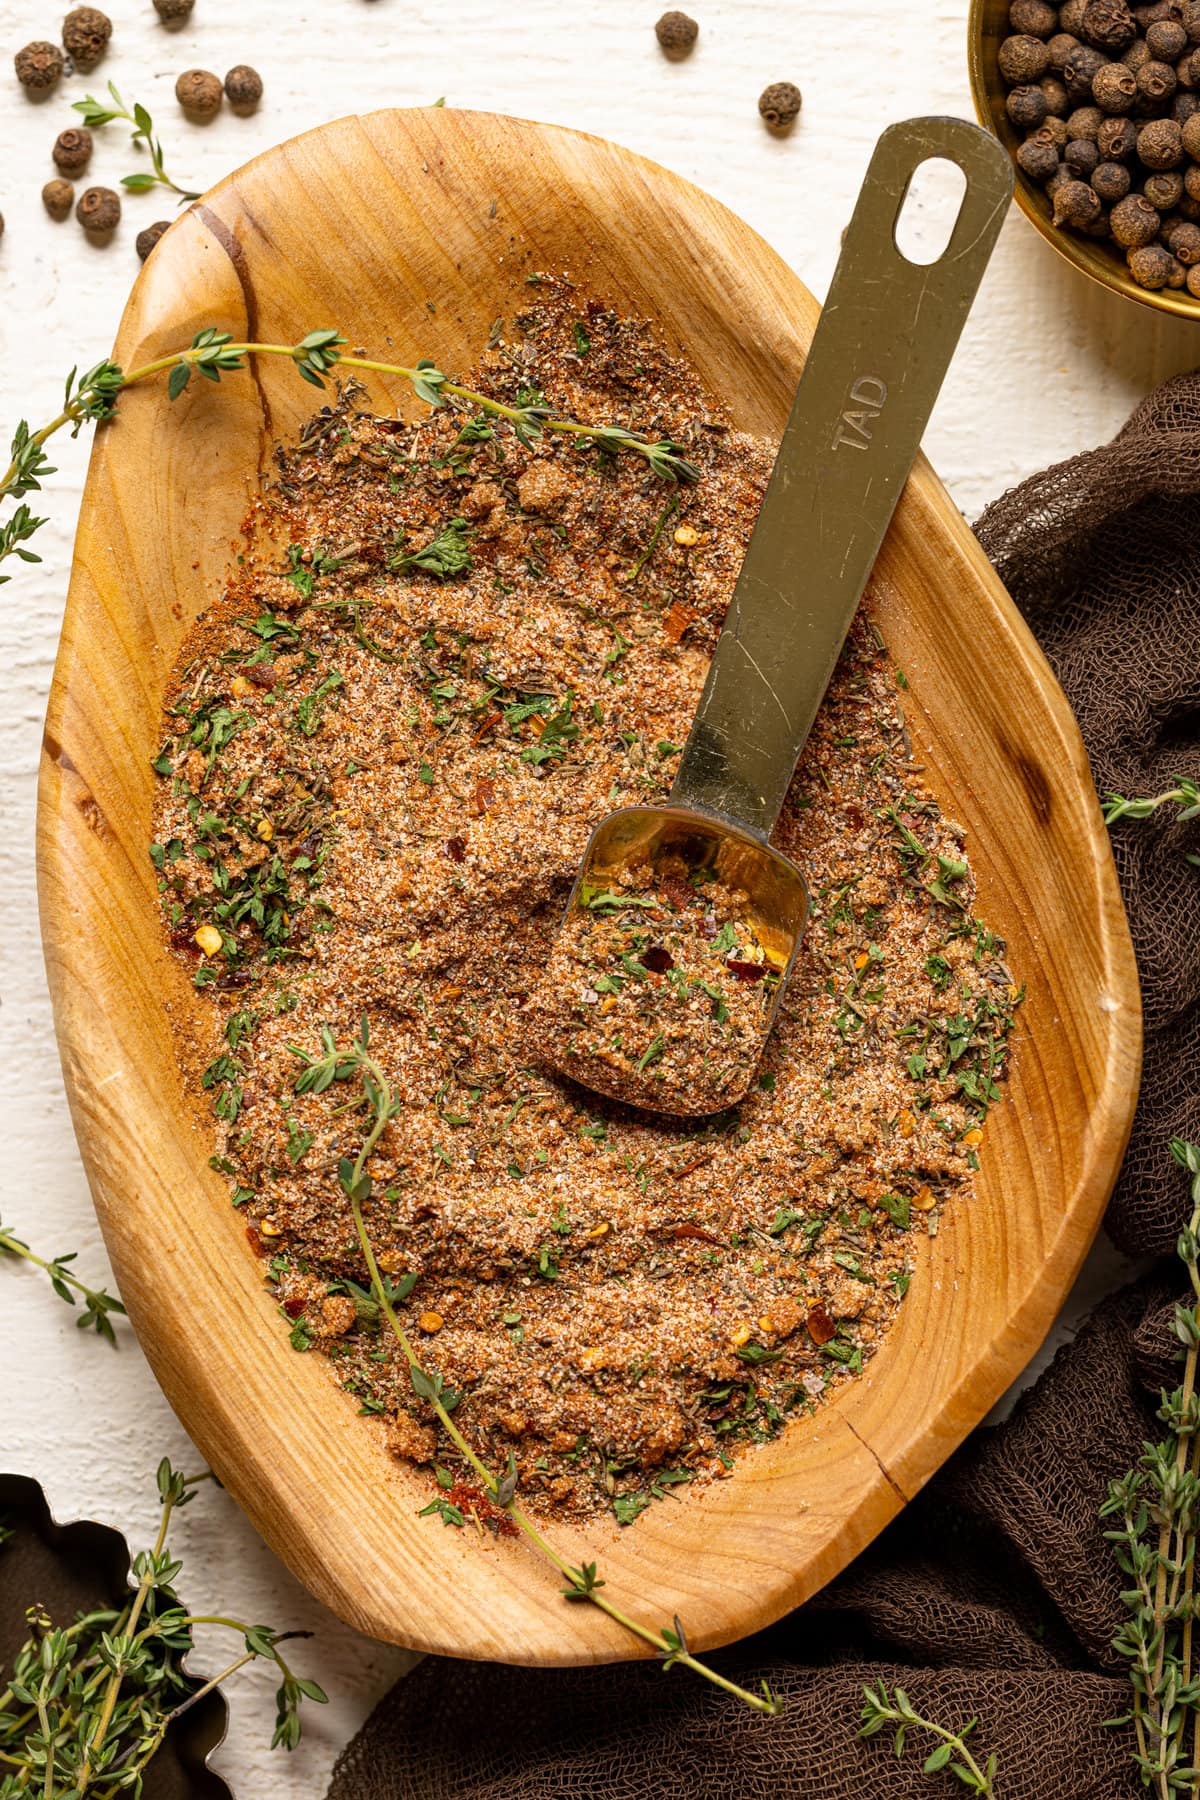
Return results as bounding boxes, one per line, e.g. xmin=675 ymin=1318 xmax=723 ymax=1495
xmin=36 ymin=107 xmax=1142 ymax=1663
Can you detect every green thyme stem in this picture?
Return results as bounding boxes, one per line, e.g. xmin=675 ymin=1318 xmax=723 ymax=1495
xmin=0 ymin=1222 xmax=126 ymax=1342
xmin=859 ymin=1683 xmax=996 ymax=1795
xmin=306 ymin=1028 xmax=777 ymax=1715
xmin=0 ymin=327 xmax=698 ymax=587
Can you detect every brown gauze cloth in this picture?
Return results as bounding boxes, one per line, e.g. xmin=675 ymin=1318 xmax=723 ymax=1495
xmin=326 ymin=374 xmax=1200 ymax=1800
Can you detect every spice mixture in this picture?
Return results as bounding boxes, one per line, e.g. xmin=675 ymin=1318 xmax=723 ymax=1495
xmin=150 ymin=281 xmax=1019 ymax=1528
xmin=528 ymin=858 xmax=780 ymax=1115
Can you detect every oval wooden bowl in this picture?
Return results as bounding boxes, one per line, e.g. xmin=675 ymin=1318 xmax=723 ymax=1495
xmin=38 ymin=108 xmax=1141 ymax=1664
xmin=968 ymin=0 xmax=1200 ymax=317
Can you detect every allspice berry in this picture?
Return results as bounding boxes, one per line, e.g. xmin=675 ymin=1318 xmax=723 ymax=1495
xmin=1040 ymin=113 xmax=1071 ymax=146
xmin=1127 ymin=239 xmax=1184 ymax=283
xmin=223 ymin=64 xmax=262 ymax=112
xmin=1182 ymin=106 xmax=1200 ymax=154
xmin=1147 ymin=17 xmax=1188 ymax=57
xmin=1007 ymin=83 xmax=1049 ymax=127
xmin=1137 ymin=57 xmax=1178 ymax=102
xmin=1110 ymin=188 xmax=1162 ymax=239
xmin=1061 ymin=0 xmax=1089 ymax=29
xmin=1048 ymin=31 xmax=1081 ymax=69
xmin=1093 ymin=156 xmax=1133 ymax=197
xmin=1067 ymin=102 xmax=1105 ymax=138
xmin=1052 ymin=175 xmax=1102 ymax=224
xmin=758 ymin=80 xmax=802 ymax=131
xmin=1066 ymin=135 xmax=1102 ymax=174
xmin=14 ymin=40 xmax=64 ymax=91
xmin=52 ymin=126 xmax=93 ymax=175
xmin=1082 ymin=0 xmax=1138 ymax=50
xmin=1041 ymin=74 xmax=1070 ymax=113
xmin=1144 ymin=166 xmax=1185 ymax=203
xmin=75 ymin=184 xmax=120 ymax=235
xmin=1123 ymin=37 xmax=1152 ymax=70
xmin=654 ymin=10 xmax=698 ymax=58
xmin=42 ymin=177 xmax=74 ymax=219
xmin=1093 ymin=59 xmax=1138 ymax=109
xmin=999 ymin=32 xmax=1052 ymax=81
xmin=1098 ymin=112 xmax=1139 ymax=156
xmin=61 ymin=7 xmax=112 ymax=69
xmin=1018 ymin=132 xmax=1061 ymax=180
xmin=1137 ymin=115 xmax=1184 ymax=164
xmin=136 ymin=219 xmax=169 ymax=260
xmin=1168 ymin=216 xmax=1200 ymax=256
xmin=1063 ymin=42 xmax=1108 ymax=98
xmin=153 ymin=0 xmax=194 ymax=21
xmin=1010 ymin=0 xmax=1058 ymax=33
xmin=175 ymin=68 xmax=222 ymax=118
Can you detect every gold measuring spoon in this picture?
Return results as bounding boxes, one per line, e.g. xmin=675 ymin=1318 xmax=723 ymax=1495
xmin=534 ymin=116 xmax=1013 ymax=1114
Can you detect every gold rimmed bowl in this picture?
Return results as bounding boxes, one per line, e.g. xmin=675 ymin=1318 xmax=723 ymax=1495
xmin=969 ymin=0 xmax=1200 ymax=316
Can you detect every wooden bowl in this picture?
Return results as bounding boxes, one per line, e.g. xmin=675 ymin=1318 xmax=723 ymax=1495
xmin=38 ymin=108 xmax=1141 ymax=1663
xmin=968 ymin=0 xmax=1200 ymax=317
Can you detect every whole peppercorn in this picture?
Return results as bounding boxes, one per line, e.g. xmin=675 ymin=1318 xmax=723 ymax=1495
xmin=1040 ymin=74 xmax=1071 ymax=112
xmin=153 ymin=0 xmax=194 ymax=19
xmin=1066 ymin=134 xmax=1103 ymax=173
xmin=1145 ymin=166 xmax=1185 ymax=202
xmin=1111 ymin=188 xmax=1164 ymax=238
xmin=1138 ymin=114 xmax=1184 ymax=163
xmin=41 ymin=177 xmax=74 ymax=219
xmin=1093 ymin=156 xmax=1134 ymax=197
xmin=1181 ymin=188 xmax=1200 ymax=212
xmin=1187 ymin=260 xmax=1200 ymax=291
xmin=175 ymin=68 xmax=222 ymax=118
xmin=1018 ymin=132 xmax=1062 ymax=180
xmin=61 ymin=7 xmax=111 ymax=69
xmin=1064 ymin=43 xmax=1109 ymax=97
xmin=1008 ymin=82 xmax=1049 ymax=126
xmin=1067 ymin=102 xmax=1106 ymax=137
xmin=14 ymin=40 xmax=64 ymax=90
xmin=1186 ymin=157 xmax=1200 ymax=193
xmin=1040 ymin=112 xmax=1072 ymax=146
xmin=1093 ymin=58 xmax=1138 ymax=107
xmin=135 ymin=219 xmax=169 ymax=260
xmin=1084 ymin=0 xmax=1138 ymax=47
xmin=1135 ymin=0 xmax=1182 ymax=21
xmin=52 ymin=126 xmax=92 ymax=175
xmin=1048 ymin=30 xmax=1081 ymax=68
xmin=1061 ymin=0 xmax=1091 ymax=29
xmin=1168 ymin=216 xmax=1200 ymax=253
xmin=1098 ymin=111 xmax=1139 ymax=153
xmin=1011 ymin=0 xmax=1058 ymax=30
xmin=653 ymin=10 xmax=698 ymax=57
xmin=1183 ymin=106 xmax=1200 ymax=151
xmin=223 ymin=64 xmax=263 ymax=111
xmin=1186 ymin=0 xmax=1200 ymax=39
xmin=1182 ymin=46 xmax=1200 ymax=81
xmin=1128 ymin=239 xmax=1183 ymax=282
xmin=999 ymin=32 xmax=1052 ymax=81
xmin=758 ymin=81 xmax=802 ymax=130
xmin=1123 ymin=36 xmax=1153 ymax=66
xmin=1137 ymin=56 xmax=1178 ymax=100
xmin=1052 ymin=175 xmax=1103 ymax=223
xmin=75 ymin=183 xmax=119 ymax=235
xmin=1148 ymin=15 xmax=1189 ymax=52
xmin=1173 ymin=87 xmax=1200 ymax=114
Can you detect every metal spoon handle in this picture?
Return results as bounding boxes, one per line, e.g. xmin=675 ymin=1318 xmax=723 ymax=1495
xmin=670 ymin=116 xmax=1012 ymax=835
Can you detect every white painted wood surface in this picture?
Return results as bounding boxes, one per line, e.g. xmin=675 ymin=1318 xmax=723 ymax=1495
xmin=0 ymin=0 xmax=1175 ymax=1792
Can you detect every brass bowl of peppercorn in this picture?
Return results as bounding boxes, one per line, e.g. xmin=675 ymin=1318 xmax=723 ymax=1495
xmin=969 ymin=0 xmax=1200 ymax=315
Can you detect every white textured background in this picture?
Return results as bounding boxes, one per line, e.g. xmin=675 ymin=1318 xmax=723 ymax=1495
xmin=0 ymin=1 xmax=1181 ymax=1793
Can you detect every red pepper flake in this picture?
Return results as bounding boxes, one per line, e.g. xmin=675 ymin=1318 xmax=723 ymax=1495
xmin=806 ymin=1303 xmax=836 ymax=1346
xmin=726 ymin=956 xmax=768 ymax=982
xmin=670 ymin=1153 xmax=715 ymax=1180
xmin=445 ymin=835 xmax=467 ymax=863
xmin=447 ymin=1480 xmax=519 ymax=1536
xmin=282 ymin=1294 xmax=306 ymax=1319
xmin=245 ymin=1224 xmax=267 ymax=1256
xmin=660 ymin=874 xmax=694 ymax=911
xmin=642 ymin=944 xmax=674 ymax=973
xmin=658 ymin=1221 xmax=720 ymax=1243
xmin=662 ymin=600 xmax=698 ymax=644
xmin=469 ymin=777 xmax=496 ymax=817
xmin=471 ymin=709 xmax=502 ymax=745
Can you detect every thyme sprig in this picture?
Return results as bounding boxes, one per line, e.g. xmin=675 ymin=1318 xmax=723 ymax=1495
xmin=1102 ymin=1137 xmax=1200 ymax=1799
xmin=859 ymin=1682 xmax=998 ymax=1795
xmin=0 ymin=1459 xmax=326 ymax=1796
xmin=0 ymin=327 xmax=698 ymax=586
xmin=73 ymin=83 xmax=199 ymax=201
xmin=1102 ymin=779 xmax=1200 ymax=827
xmin=0 ymin=1217 xmax=126 ymax=1343
xmin=289 ymin=1018 xmax=781 ymax=1718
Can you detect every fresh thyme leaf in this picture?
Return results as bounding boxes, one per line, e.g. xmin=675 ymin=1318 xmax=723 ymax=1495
xmin=390 ymin=517 xmax=472 ymax=579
